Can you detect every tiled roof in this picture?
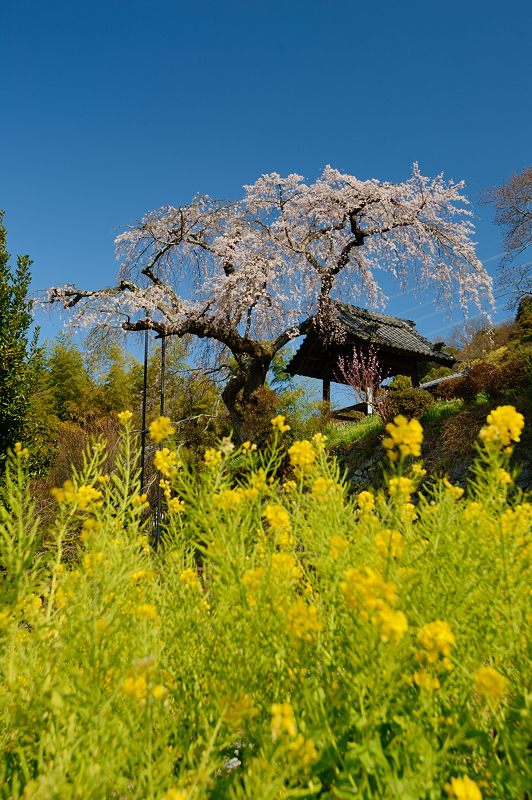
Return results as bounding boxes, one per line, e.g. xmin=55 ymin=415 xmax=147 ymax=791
xmin=332 ymin=302 xmax=455 ymax=361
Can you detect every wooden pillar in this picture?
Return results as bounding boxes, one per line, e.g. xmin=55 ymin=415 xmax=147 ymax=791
xmin=323 ymin=378 xmax=331 ymax=414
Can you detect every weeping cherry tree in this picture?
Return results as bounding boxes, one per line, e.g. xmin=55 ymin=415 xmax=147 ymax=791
xmin=48 ymin=165 xmax=493 ymax=433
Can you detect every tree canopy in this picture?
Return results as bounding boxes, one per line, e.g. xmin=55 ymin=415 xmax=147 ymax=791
xmin=0 ymin=211 xmax=42 ymax=459
xmin=482 ymin=165 xmax=532 ymax=306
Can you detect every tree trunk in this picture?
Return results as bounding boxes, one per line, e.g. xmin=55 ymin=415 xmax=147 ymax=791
xmin=221 ymin=353 xmax=272 ymax=442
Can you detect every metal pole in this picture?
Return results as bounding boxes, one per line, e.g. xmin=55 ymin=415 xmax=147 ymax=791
xmin=155 ymin=335 xmax=166 ymax=547
xmin=139 ymin=328 xmax=149 ymax=492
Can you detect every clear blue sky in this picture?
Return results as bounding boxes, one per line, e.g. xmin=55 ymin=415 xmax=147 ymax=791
xmin=2 ymin=0 xmax=531 ymax=352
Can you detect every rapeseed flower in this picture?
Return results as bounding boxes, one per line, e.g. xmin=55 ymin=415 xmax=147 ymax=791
xmin=285 ymin=600 xmax=322 ymax=642
xmin=242 ymin=567 xmax=265 ymax=604
xmin=383 ymin=415 xmax=423 ymax=459
xmin=497 ymin=468 xmax=512 ymax=484
xmin=204 ymin=448 xmax=222 ymax=468
xmin=51 ymin=480 xmax=102 ymax=510
xmin=416 ymin=620 xmax=455 ymax=669
xmin=13 ymin=442 xmax=29 ymax=459
xmin=311 ymin=432 xmax=328 ymax=452
xmin=357 ymin=490 xmax=375 ymax=512
xmin=264 ymin=503 xmax=291 ymax=533
xmin=134 ymin=603 xmax=158 ymax=621
xmin=149 ymin=415 xmax=175 ymax=443
xmin=445 ymin=775 xmax=482 ymax=800
xmin=388 ymin=476 xmax=415 ymax=501
xmin=168 ymin=497 xmax=185 ymax=513
xmin=312 ymin=476 xmax=340 ymax=498
xmin=376 ymin=605 xmax=408 ymax=642
xmin=180 ymin=568 xmax=200 ymax=591
xmin=443 ymin=478 xmax=464 ymax=500
xmin=242 ymin=440 xmax=257 ymax=452
xmin=479 ymin=405 xmax=524 ymax=448
xmin=154 ymin=447 xmax=179 ymax=478
xmin=123 ymin=674 xmax=148 ymax=702
xmin=288 ymin=440 xmax=315 ymax=470
xmin=271 ymin=552 xmax=302 ymax=581
xmin=413 ymin=669 xmax=440 ymax=691
xmin=330 ymin=534 xmax=349 ymax=559
xmin=213 ymin=489 xmax=243 ymax=511
xmin=117 ymin=410 xmax=133 ymax=423
xmin=271 ymin=702 xmax=297 ymax=740
xmin=271 ymin=414 xmax=291 ymax=433
xmin=474 ymin=665 xmax=508 ymax=703
xmin=375 ymin=528 xmax=404 ymax=559
xmin=288 ymin=734 xmax=318 ymax=767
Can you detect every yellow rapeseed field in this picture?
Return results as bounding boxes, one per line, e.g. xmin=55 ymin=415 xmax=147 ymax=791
xmin=0 ymin=408 xmax=529 ymax=799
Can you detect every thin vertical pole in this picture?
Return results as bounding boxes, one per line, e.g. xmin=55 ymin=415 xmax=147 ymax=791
xmin=155 ymin=335 xmax=166 ymax=547
xmin=139 ymin=328 xmax=149 ymax=492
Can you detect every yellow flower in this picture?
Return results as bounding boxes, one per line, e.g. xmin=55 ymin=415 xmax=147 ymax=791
xmin=357 ymin=490 xmax=375 ymax=512
xmin=131 ymin=493 xmax=149 ymax=510
xmin=375 ymin=528 xmax=404 ymax=559
xmin=168 ymin=497 xmax=185 ymax=513
xmin=271 ymin=552 xmax=302 ymax=581
xmin=162 ymin=789 xmax=189 ymax=800
xmin=285 ymin=600 xmax=322 ymax=642
xmin=443 ymin=477 xmax=464 ymax=500
xmin=242 ymin=566 xmax=265 ymax=604
xmin=382 ymin=415 xmax=423 ymax=458
xmin=213 ymin=489 xmax=243 ymax=511
xmin=204 ymin=448 xmax=222 ymax=468
xmin=479 ymin=405 xmax=524 ymax=448
xmin=375 ymin=605 xmax=408 ymax=642
xmin=51 ymin=480 xmax=103 ymax=510
xmin=149 ymin=415 xmax=175 ymax=443
xmin=463 ymin=501 xmax=482 ymax=522
xmin=242 ymin=440 xmax=257 ymax=452
xmin=151 ymin=684 xmax=168 ymax=700
xmin=311 ymin=432 xmax=328 ymax=452
xmin=497 ymin=468 xmax=512 ymax=485
xmin=154 ymin=447 xmax=179 ymax=478
xmin=330 ymin=534 xmax=349 ymax=559
xmin=312 ymin=476 xmax=340 ymax=498
xmin=264 ymin=503 xmax=291 ymax=532
xmin=288 ymin=734 xmax=318 ymax=767
xmin=13 ymin=442 xmax=29 ymax=459
xmin=271 ymin=702 xmax=297 ymax=740
xmin=180 ymin=568 xmax=200 ymax=590
xmin=416 ymin=620 xmax=455 ymax=668
xmin=445 ymin=775 xmax=483 ymax=800
xmin=123 ymin=674 xmax=148 ymax=702
xmin=388 ymin=476 xmax=415 ymax=501
xmin=134 ymin=603 xmax=158 ymax=621
xmin=473 ymin=666 xmax=508 ymax=703
xmin=288 ymin=440 xmax=315 ymax=470
xmin=413 ymin=669 xmax=440 ymax=691
xmin=271 ymin=414 xmax=291 ymax=433
xmin=117 ymin=410 xmax=133 ymax=423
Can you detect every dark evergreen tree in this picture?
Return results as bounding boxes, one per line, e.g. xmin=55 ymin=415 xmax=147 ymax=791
xmin=0 ymin=211 xmax=42 ymax=458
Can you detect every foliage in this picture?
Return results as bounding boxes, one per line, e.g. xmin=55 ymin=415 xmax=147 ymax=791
xmin=384 ymin=387 xmax=435 ymax=421
xmin=1 ymin=408 xmax=529 ymax=798
xmin=0 ymin=211 xmax=43 ymax=464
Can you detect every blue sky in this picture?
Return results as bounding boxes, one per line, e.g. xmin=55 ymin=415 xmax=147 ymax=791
xmin=2 ymin=0 xmax=531 ymax=360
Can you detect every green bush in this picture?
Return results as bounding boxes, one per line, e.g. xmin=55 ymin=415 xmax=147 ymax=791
xmin=384 ymin=386 xmax=435 ymax=420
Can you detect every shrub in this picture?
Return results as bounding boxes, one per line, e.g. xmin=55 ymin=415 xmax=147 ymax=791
xmin=384 ymin=386 xmax=435 ymax=420
xmin=0 ymin=408 xmax=530 ymax=799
